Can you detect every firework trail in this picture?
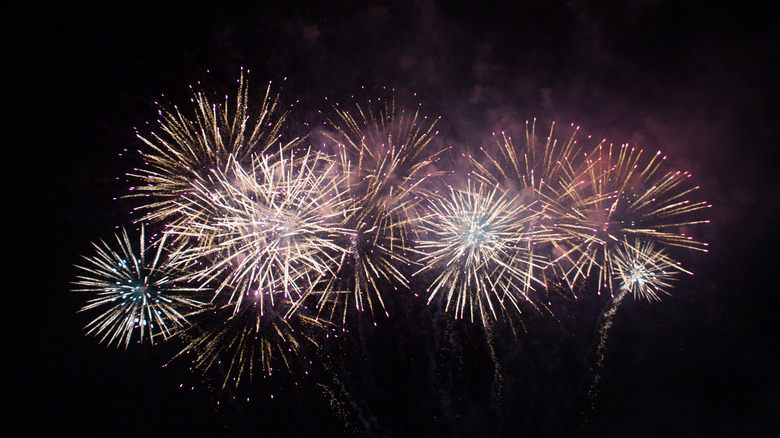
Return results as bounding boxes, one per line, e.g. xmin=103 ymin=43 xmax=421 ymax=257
xmin=315 ymin=90 xmax=447 ymax=323
xmin=412 ymin=179 xmax=550 ymax=326
xmin=169 ymin=147 xmax=352 ymax=315
xmin=126 ymin=70 xmax=299 ymax=247
xmin=584 ymin=286 xmax=627 ymax=415
xmin=72 ymin=225 xmax=203 ymax=348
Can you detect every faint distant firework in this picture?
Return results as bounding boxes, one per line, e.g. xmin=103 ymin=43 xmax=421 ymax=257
xmin=72 ymin=225 xmax=203 ymax=348
xmin=126 ymin=70 xmax=299 ymax=247
xmin=175 ymin=289 xmax=329 ymax=390
xmin=412 ymin=179 xmax=550 ymax=326
xmin=315 ymin=90 xmax=447 ymax=323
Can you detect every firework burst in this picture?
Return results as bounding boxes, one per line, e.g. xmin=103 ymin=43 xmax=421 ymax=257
xmin=467 ymin=120 xmax=587 ymax=293
xmin=315 ymin=91 xmax=447 ymax=322
xmin=72 ymin=62 xmax=714 ymax=407
xmin=169 ymin=147 xmax=352 ymax=314
xmin=72 ymin=226 xmax=203 ymax=348
xmin=126 ymin=70 xmax=299 ymax=246
xmin=540 ymin=141 xmax=710 ymax=296
xmin=471 ymin=119 xmax=583 ymax=195
xmin=412 ymin=180 xmax=550 ymax=326
xmin=610 ymin=237 xmax=691 ymax=301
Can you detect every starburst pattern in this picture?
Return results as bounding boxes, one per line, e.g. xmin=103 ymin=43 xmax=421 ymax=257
xmin=611 ymin=237 xmax=691 ymax=301
xmin=412 ymin=180 xmax=550 ymax=325
xmin=72 ymin=226 xmax=203 ymax=348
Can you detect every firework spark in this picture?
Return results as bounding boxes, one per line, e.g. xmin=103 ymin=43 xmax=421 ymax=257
xmin=72 ymin=226 xmax=203 ymax=348
xmin=412 ymin=180 xmax=550 ymax=325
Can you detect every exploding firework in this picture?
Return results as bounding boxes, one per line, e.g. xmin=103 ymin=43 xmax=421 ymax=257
xmin=72 ymin=225 xmax=203 ymax=348
xmin=126 ymin=70 xmax=299 ymax=246
xmin=610 ymin=237 xmax=691 ymax=301
xmin=539 ymin=141 xmax=710 ymax=296
xmin=169 ymin=147 xmax=352 ymax=314
xmin=412 ymin=180 xmax=550 ymax=325
xmin=585 ymin=237 xmax=694 ymax=411
xmin=315 ymin=91 xmax=447 ymax=322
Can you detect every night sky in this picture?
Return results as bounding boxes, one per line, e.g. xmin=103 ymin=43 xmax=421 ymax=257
xmin=14 ymin=1 xmax=779 ymax=437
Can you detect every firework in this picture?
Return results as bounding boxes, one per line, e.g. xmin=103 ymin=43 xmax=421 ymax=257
xmin=72 ymin=226 xmax=203 ymax=348
xmin=169 ymin=147 xmax=352 ymax=314
xmin=412 ymin=180 xmax=550 ymax=325
xmin=126 ymin=70 xmax=299 ymax=245
xmin=315 ymin=91 xmax=447 ymax=321
xmin=468 ymin=120 xmax=709 ymax=297
xmin=539 ymin=141 xmax=710 ymax=296
xmin=585 ymin=236 xmax=692 ymax=409
xmin=610 ymin=237 xmax=691 ymax=301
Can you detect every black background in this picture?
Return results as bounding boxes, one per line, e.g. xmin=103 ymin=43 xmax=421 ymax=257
xmin=13 ymin=1 xmax=778 ymax=437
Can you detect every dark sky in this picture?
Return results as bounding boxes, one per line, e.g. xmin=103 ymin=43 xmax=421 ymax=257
xmin=14 ymin=1 xmax=778 ymax=437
